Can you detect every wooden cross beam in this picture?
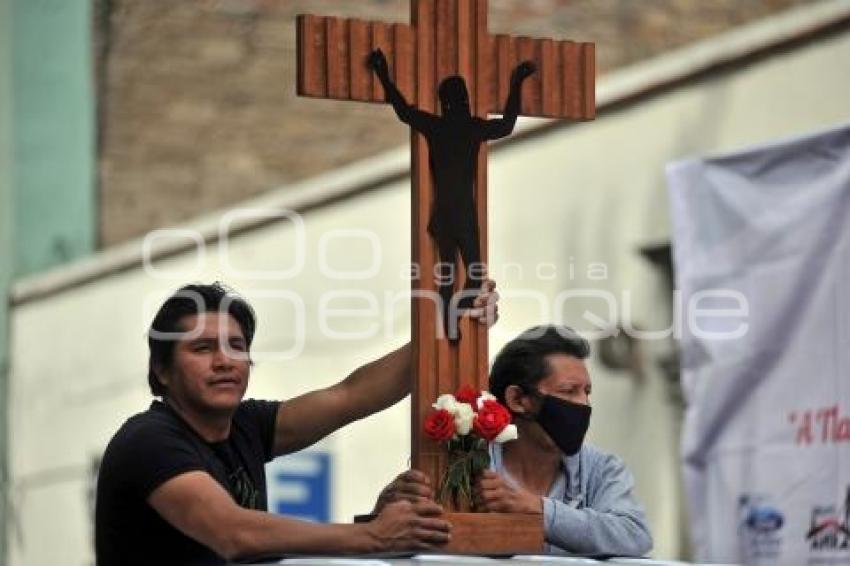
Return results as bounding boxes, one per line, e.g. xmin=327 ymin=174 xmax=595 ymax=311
xmin=297 ymin=0 xmax=595 ymax=508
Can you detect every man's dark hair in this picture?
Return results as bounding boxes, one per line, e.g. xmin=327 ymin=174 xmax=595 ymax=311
xmin=489 ymin=325 xmax=590 ymax=405
xmin=147 ymin=282 xmax=256 ymax=397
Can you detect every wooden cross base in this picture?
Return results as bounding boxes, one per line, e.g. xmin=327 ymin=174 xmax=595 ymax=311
xmin=443 ymin=512 xmax=544 ymax=554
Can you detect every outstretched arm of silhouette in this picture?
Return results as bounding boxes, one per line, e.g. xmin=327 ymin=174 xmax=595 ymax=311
xmin=368 ymin=49 xmax=437 ymax=134
xmin=483 ymin=60 xmax=536 ymax=140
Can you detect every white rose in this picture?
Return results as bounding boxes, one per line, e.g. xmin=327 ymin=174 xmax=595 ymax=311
xmin=433 ymin=394 xmax=459 ymax=415
xmin=453 ymin=402 xmax=475 ymax=435
xmin=493 ymin=424 xmax=518 ymax=444
xmin=476 ymin=391 xmax=497 ymax=410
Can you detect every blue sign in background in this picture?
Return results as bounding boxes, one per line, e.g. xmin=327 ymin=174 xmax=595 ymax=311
xmin=266 ymin=452 xmax=331 ymax=523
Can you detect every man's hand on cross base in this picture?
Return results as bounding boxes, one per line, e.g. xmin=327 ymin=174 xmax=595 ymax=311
xmin=373 ymin=469 xmax=434 ymax=515
xmin=364 ymin=499 xmax=450 ymax=551
xmin=473 ymin=470 xmax=543 ymax=515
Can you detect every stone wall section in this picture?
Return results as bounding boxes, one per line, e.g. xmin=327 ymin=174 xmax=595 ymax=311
xmin=98 ymin=0 xmax=816 ymax=245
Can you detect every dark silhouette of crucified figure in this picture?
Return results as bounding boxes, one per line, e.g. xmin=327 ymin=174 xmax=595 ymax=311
xmin=369 ymin=49 xmax=535 ymax=339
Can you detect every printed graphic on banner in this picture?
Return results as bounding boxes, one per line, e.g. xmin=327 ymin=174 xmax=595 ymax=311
xmin=266 ymin=452 xmax=331 ymax=523
xmin=738 ymin=494 xmax=784 ymax=562
xmin=788 ymin=405 xmax=850 ymax=446
xmin=805 ymin=486 xmax=850 ymax=560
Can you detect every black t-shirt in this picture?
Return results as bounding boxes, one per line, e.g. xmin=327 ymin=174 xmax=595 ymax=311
xmin=95 ymin=399 xmax=280 ymax=565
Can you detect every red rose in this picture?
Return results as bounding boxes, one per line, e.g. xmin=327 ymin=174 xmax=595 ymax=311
xmin=454 ymin=385 xmax=479 ymax=406
xmin=424 ymin=409 xmax=455 ymax=441
xmin=473 ymin=400 xmax=512 ymax=441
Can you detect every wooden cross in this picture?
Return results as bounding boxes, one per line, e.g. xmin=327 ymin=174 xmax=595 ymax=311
xmin=297 ymin=0 xmax=594 ymax=515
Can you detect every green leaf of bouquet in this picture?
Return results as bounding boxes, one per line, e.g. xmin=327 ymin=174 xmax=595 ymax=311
xmin=471 ymin=449 xmax=490 ymax=474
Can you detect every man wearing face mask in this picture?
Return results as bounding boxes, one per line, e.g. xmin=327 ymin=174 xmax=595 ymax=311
xmin=373 ymin=325 xmax=652 ymax=556
xmin=475 ymin=324 xmax=652 ymax=556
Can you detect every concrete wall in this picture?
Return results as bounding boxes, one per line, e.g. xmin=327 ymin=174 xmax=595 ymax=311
xmin=2 ymin=2 xmax=95 ymax=563
xmin=1 ymin=0 xmax=15 ymax=563
xmin=11 ymin=0 xmax=96 ymax=274
xmin=7 ymin=22 xmax=850 ymax=566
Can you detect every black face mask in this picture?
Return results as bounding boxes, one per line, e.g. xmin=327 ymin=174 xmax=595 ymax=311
xmin=535 ymin=394 xmax=592 ymax=456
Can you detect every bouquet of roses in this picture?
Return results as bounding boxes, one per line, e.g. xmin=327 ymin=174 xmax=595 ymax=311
xmin=423 ymin=385 xmax=518 ymax=510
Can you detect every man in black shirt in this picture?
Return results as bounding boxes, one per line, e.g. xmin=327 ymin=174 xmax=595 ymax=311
xmin=96 ymin=281 xmax=497 ymax=564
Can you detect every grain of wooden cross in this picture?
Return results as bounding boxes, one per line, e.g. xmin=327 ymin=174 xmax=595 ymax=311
xmin=297 ymin=0 xmax=595 ymax=507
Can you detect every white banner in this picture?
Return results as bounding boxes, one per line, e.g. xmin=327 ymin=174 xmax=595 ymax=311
xmin=667 ymin=123 xmax=850 ymax=566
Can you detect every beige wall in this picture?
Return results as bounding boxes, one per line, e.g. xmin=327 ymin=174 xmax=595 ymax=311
xmin=8 ymin=26 xmax=850 ymax=566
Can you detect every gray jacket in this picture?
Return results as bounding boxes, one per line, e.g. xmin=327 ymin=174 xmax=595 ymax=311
xmin=490 ymin=442 xmax=653 ymax=557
